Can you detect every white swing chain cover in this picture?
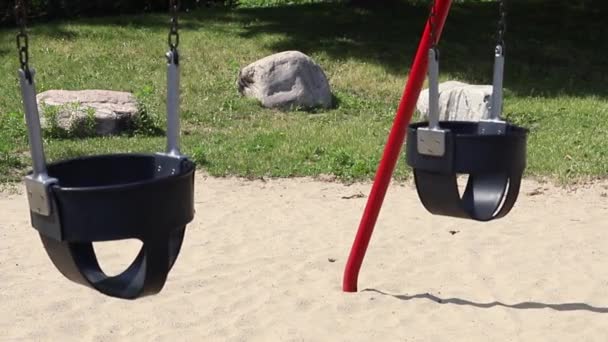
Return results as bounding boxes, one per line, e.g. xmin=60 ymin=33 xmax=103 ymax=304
xmin=417 ymin=48 xmax=448 ymax=157
xmin=18 ymin=69 xmax=58 ymax=216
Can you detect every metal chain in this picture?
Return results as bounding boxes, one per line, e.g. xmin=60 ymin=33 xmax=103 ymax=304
xmin=428 ymin=0 xmax=438 ymax=50
xmin=15 ymin=0 xmax=31 ymax=80
xmin=168 ymin=0 xmax=180 ymax=51
xmin=496 ymin=0 xmax=507 ymax=48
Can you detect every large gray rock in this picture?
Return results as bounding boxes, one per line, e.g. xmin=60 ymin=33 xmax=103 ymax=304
xmin=417 ymin=81 xmax=493 ymax=121
xmin=237 ymin=51 xmax=332 ymax=110
xmin=36 ymin=90 xmax=139 ymax=136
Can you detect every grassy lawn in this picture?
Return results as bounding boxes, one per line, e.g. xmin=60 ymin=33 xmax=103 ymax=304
xmin=1 ymin=1 xmax=607 ymax=183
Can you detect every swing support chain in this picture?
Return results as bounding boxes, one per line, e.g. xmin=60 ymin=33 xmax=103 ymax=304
xmin=426 ymin=0 xmax=440 ymax=132
xmin=15 ymin=0 xmax=31 ymax=82
xmin=416 ymin=0 xmax=448 ymax=157
xmin=19 ymin=70 xmax=58 ymax=217
xmin=496 ymin=0 xmax=507 ymax=49
xmin=418 ymin=0 xmax=509 ymax=153
xmin=164 ymin=0 xmax=182 ymax=157
xmin=168 ymin=0 xmax=180 ymax=56
xmin=480 ymin=0 xmax=507 ymax=135
xmin=14 ymin=0 xmax=58 ymax=216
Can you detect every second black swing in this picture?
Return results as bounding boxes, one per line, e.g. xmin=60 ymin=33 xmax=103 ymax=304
xmin=15 ymin=0 xmax=195 ymax=299
xmin=406 ymin=0 xmax=528 ymax=222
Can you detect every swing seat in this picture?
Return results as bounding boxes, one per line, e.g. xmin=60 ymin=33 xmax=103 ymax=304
xmin=28 ymin=153 xmax=195 ymax=299
xmin=406 ymin=120 xmax=528 ymax=221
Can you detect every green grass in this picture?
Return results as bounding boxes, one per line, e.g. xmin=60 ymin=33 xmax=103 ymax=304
xmin=1 ymin=1 xmax=607 ymax=184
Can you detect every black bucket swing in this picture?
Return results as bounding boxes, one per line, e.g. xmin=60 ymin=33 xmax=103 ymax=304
xmin=406 ymin=1 xmax=528 ymax=222
xmin=14 ymin=0 xmax=195 ymax=299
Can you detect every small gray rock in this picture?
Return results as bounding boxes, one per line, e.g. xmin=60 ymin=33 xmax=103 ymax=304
xmin=417 ymin=81 xmax=493 ymax=121
xmin=36 ymin=90 xmax=139 ymax=136
xmin=237 ymin=51 xmax=332 ymax=110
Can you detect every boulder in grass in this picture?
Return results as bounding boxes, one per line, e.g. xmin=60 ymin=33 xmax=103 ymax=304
xmin=237 ymin=51 xmax=332 ymax=110
xmin=416 ymin=81 xmax=493 ymax=122
xmin=36 ymin=90 xmax=139 ymax=137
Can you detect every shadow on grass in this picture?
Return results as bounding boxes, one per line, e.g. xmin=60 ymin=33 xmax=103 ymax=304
xmin=364 ymin=289 xmax=608 ymax=314
xmin=4 ymin=1 xmax=607 ymax=97
xmin=221 ymin=1 xmax=608 ymax=98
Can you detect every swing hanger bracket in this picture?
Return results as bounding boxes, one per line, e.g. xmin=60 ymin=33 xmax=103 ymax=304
xmin=478 ymin=119 xmax=507 ymax=135
xmin=24 ymin=175 xmax=57 ymax=217
xmin=416 ymin=127 xmax=447 ymax=157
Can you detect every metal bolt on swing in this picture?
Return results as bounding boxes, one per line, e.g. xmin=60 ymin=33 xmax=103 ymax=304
xmin=14 ymin=0 xmax=196 ymax=300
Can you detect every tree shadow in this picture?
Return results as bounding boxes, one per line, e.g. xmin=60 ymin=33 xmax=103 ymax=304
xmin=226 ymin=1 xmax=608 ymax=98
xmin=1 ymin=12 xmax=201 ymax=38
xmin=3 ymin=1 xmax=607 ymax=98
xmin=37 ymin=22 xmax=80 ymax=40
xmin=363 ymin=289 xmax=608 ymax=313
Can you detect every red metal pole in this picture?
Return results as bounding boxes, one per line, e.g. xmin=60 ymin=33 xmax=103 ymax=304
xmin=342 ymin=0 xmax=453 ymax=292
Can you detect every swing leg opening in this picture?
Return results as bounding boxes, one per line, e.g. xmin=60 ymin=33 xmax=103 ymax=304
xmin=40 ymin=227 xmax=186 ymax=299
xmin=413 ymin=171 xmax=522 ymax=221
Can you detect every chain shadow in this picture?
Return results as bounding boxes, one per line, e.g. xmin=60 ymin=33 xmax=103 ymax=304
xmin=362 ymin=289 xmax=608 ymax=313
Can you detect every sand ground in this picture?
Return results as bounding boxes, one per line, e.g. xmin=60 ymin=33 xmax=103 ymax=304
xmin=1 ymin=174 xmax=608 ymax=341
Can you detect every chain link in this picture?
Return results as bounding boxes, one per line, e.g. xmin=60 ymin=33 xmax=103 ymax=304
xmin=428 ymin=0 xmax=437 ymax=50
xmin=168 ymin=0 xmax=180 ymax=51
xmin=496 ymin=0 xmax=507 ymax=48
xmin=15 ymin=0 xmax=31 ymax=79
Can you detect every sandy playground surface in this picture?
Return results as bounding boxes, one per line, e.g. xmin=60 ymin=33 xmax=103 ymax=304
xmin=1 ymin=174 xmax=608 ymax=341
